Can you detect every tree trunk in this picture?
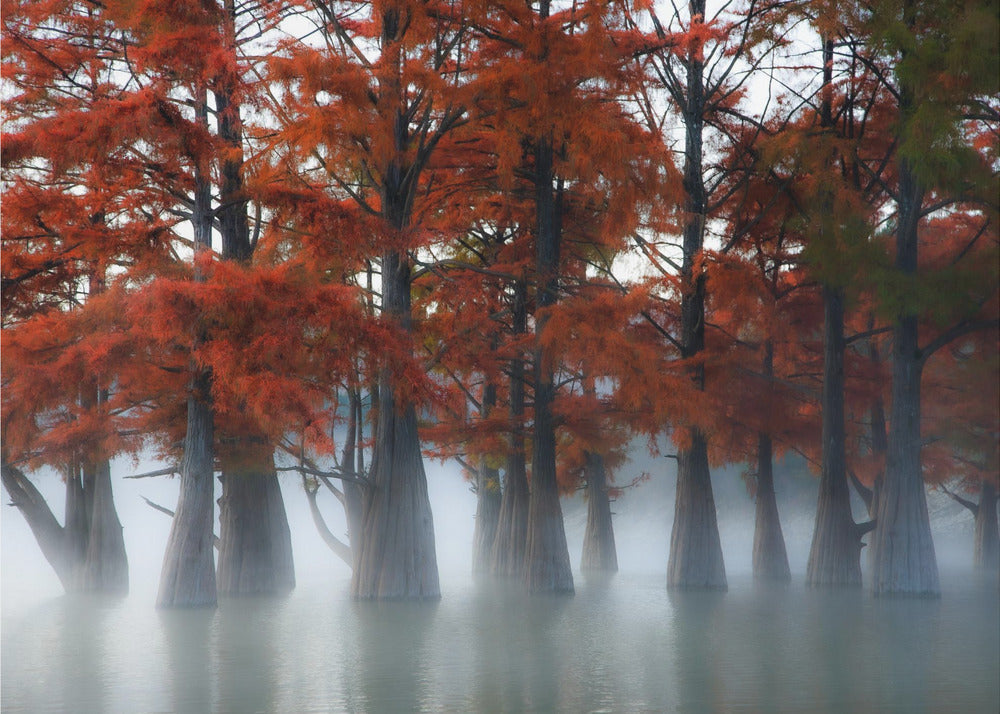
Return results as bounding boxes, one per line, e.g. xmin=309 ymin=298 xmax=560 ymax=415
xmin=64 ymin=460 xmax=90 ymax=581
xmin=472 ymin=383 xmax=502 ymax=575
xmin=974 ymin=480 xmax=999 ymax=574
xmin=352 ymin=251 xmax=440 ymax=600
xmin=668 ymin=432 xmax=727 ymax=589
xmin=352 ymin=391 xmax=440 ymax=599
xmin=581 ymin=452 xmax=618 ymax=573
xmin=870 ymin=156 xmax=940 ymax=597
xmin=344 ymin=483 xmax=365 ymax=569
xmin=491 ymin=445 xmax=529 ymax=578
xmin=523 ymin=137 xmax=573 ymax=595
xmin=343 ymin=389 xmax=366 ymax=569
xmin=490 ymin=281 xmax=530 ymax=577
xmin=157 ymin=371 xmax=218 ymax=608
xmin=753 ymin=432 xmax=790 ymax=582
xmin=217 ymin=446 xmax=295 ymax=596
xmin=1 ymin=459 xmax=76 ymax=589
xmin=302 ymin=470 xmax=352 ymax=566
xmin=79 ymin=457 xmax=128 ymax=593
xmin=473 ymin=462 xmax=502 ymax=575
xmin=667 ymin=0 xmax=726 ymax=590
xmin=807 ymin=285 xmax=864 ymax=586
xmin=972 ymin=480 xmax=999 ymax=574
xmin=208 ymin=29 xmax=297 ymax=596
xmin=1 ymin=457 xmax=127 ymax=595
xmin=157 ymin=113 xmax=217 ymax=607
xmin=867 ymin=320 xmax=888 ymax=520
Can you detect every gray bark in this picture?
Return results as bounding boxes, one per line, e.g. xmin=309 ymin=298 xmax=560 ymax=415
xmin=217 ymin=446 xmax=295 ymax=595
xmin=157 ymin=105 xmax=218 ymax=607
xmin=351 ymin=252 xmax=440 ymax=600
xmin=2 ymin=459 xmax=76 ymax=590
xmin=490 ymin=281 xmax=530 ymax=577
xmin=472 ymin=386 xmax=502 ymax=576
xmin=668 ymin=432 xmax=727 ymax=589
xmin=807 ymin=285 xmax=864 ymax=586
xmin=870 ymin=154 xmax=940 ymax=597
xmin=666 ymin=0 xmax=726 ymax=590
xmin=868 ymin=0 xmax=941 ymax=597
xmin=491 ymin=444 xmax=529 ymax=578
xmin=343 ymin=389 xmax=366 ymax=569
xmin=78 ymin=457 xmax=128 ymax=593
xmin=349 ymin=14 xmax=443 ymax=595
xmin=156 ymin=370 xmax=218 ymax=608
xmin=753 ymin=431 xmax=790 ymax=582
xmin=581 ymin=452 xmax=618 ymax=573
xmin=1 ymin=432 xmax=127 ymax=594
xmin=473 ymin=461 xmax=502 ymax=575
xmin=304 ymin=476 xmax=353 ymax=566
xmin=524 ymin=136 xmax=573 ymax=595
xmin=973 ymin=480 xmax=999 ymax=574
xmin=64 ymin=459 xmax=89 ymax=574
xmin=209 ymin=16 xmax=297 ymax=596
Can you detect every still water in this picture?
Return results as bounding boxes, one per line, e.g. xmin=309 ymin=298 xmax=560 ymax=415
xmin=2 ymin=571 xmax=997 ymax=713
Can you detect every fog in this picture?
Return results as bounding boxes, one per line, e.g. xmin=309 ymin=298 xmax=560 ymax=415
xmin=4 ymin=450 xmax=996 ymax=714
xmin=1 ymin=445 xmax=980 ymax=613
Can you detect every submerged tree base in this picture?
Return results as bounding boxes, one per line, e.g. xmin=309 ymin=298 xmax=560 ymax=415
xmin=157 ymin=387 xmax=217 ymax=609
xmin=217 ymin=447 xmax=295 ymax=597
xmin=352 ymin=399 xmax=440 ymax=601
xmin=667 ymin=434 xmax=727 ymax=591
xmin=581 ymin=452 xmax=618 ymax=573
xmin=524 ymin=482 xmax=574 ymax=595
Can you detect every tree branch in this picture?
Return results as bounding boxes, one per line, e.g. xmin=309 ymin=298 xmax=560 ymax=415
xmin=124 ymin=467 xmax=178 ymax=479
xmin=940 ymin=483 xmax=978 ymax=515
xmin=920 ymin=317 xmax=999 ymax=366
xmin=140 ymin=496 xmax=220 ymax=548
xmin=302 ymin=475 xmax=353 ymax=566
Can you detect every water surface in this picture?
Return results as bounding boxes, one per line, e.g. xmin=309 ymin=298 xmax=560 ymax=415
xmin=3 ymin=571 xmax=997 ymax=713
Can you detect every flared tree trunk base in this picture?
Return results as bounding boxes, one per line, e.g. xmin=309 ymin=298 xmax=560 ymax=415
xmin=1 ymin=459 xmax=128 ymax=595
xmin=974 ymin=480 xmax=999 ymax=575
xmin=668 ymin=433 xmax=727 ymax=590
xmin=79 ymin=459 xmax=129 ymax=594
xmin=806 ymin=506 xmax=863 ymax=587
xmin=870 ymin=324 xmax=939 ymax=597
xmin=472 ymin=466 xmax=501 ymax=575
xmin=157 ymin=388 xmax=217 ymax=608
xmin=870 ymin=475 xmax=940 ymax=596
xmin=753 ymin=493 xmax=790 ymax=583
xmin=490 ymin=452 xmax=529 ymax=578
xmin=524 ymin=482 xmax=574 ymax=594
xmin=352 ymin=402 xmax=440 ymax=601
xmin=581 ymin=453 xmax=618 ymax=573
xmin=217 ymin=448 xmax=295 ymax=596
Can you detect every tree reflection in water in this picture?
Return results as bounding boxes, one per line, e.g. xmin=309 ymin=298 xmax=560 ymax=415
xmin=2 ymin=574 xmax=998 ymax=713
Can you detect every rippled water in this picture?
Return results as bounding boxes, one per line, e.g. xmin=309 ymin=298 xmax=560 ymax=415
xmin=2 ymin=571 xmax=997 ymax=713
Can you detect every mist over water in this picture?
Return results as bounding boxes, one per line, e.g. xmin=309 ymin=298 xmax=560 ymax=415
xmin=3 ymin=452 xmax=998 ymax=713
